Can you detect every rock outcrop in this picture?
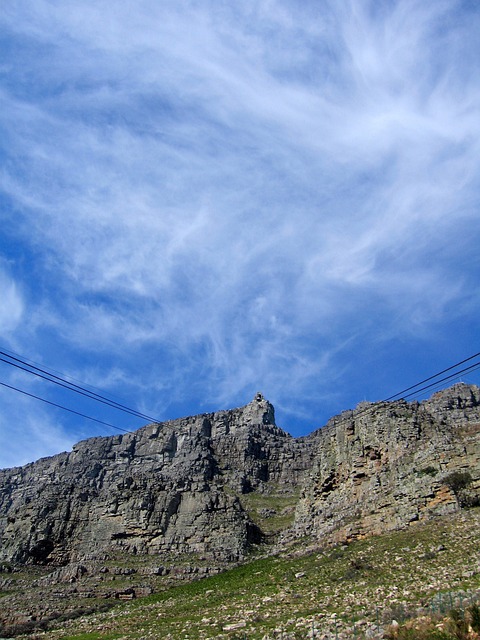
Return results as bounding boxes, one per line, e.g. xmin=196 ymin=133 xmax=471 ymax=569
xmin=294 ymin=383 xmax=480 ymax=543
xmin=0 ymin=384 xmax=479 ymax=570
xmin=0 ymin=393 xmax=311 ymax=565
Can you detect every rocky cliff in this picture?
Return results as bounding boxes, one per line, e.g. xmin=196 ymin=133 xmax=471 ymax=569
xmin=0 ymin=385 xmax=479 ymax=570
xmin=294 ymin=383 xmax=480 ymax=543
xmin=0 ymin=393 xmax=311 ymax=565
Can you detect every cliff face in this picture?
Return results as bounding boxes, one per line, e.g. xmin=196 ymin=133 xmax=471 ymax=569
xmin=294 ymin=384 xmax=480 ymax=543
xmin=0 ymin=393 xmax=311 ymax=565
xmin=0 ymin=385 xmax=479 ymax=569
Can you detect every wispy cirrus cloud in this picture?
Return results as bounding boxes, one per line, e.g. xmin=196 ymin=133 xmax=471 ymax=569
xmin=0 ymin=389 xmax=76 ymax=469
xmin=0 ymin=265 xmax=24 ymax=334
xmin=0 ymin=1 xmax=479 ymax=465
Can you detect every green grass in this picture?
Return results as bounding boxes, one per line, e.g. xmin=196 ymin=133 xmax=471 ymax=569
xmin=37 ymin=507 xmax=480 ymax=639
xmin=59 ymin=634 xmax=122 ymax=640
xmin=239 ymin=489 xmax=300 ymax=535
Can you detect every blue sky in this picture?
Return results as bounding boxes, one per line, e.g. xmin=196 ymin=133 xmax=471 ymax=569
xmin=1 ymin=0 xmax=479 ymax=468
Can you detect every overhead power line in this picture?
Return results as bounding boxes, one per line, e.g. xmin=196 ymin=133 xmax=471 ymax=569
xmin=331 ymin=352 xmax=480 ymax=428
xmin=0 ymin=349 xmax=160 ymax=423
xmin=0 ymin=380 xmax=133 ymax=434
xmin=384 ymin=351 xmax=480 ymax=402
xmin=401 ymin=361 xmax=480 ymax=401
xmin=0 ymin=346 xmax=479 ymax=439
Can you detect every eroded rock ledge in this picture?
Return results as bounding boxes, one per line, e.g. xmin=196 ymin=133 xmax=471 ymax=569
xmin=294 ymin=383 xmax=480 ymax=542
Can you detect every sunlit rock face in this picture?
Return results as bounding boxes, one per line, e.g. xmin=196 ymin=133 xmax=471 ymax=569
xmin=0 ymin=393 xmax=311 ymax=564
xmin=294 ymin=384 xmax=480 ymax=543
xmin=0 ymin=384 xmax=479 ymax=567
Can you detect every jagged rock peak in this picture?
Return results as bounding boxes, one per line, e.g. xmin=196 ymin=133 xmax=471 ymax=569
xmin=240 ymin=391 xmax=275 ymax=426
xmin=423 ymin=382 xmax=480 ymax=414
xmin=68 ymin=392 xmax=277 ymax=453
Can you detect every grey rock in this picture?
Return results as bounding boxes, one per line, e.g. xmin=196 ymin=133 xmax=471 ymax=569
xmin=0 ymin=393 xmax=310 ymax=565
xmin=0 ymin=384 xmax=479 ymax=572
xmin=294 ymin=383 xmax=480 ymax=543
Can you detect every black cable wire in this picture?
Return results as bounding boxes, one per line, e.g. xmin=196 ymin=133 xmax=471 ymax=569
xmin=0 ymin=350 xmax=159 ymax=423
xmin=0 ymin=346 xmax=478 ymax=439
xmin=383 ymin=351 xmax=480 ymax=401
xmin=0 ymin=380 xmax=133 ymax=434
xmin=402 ymin=362 xmax=480 ymax=401
xmin=331 ymin=357 xmax=480 ymax=427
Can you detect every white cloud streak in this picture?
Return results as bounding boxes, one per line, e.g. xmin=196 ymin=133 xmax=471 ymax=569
xmin=0 ymin=266 xmax=24 ymax=334
xmin=0 ymin=384 xmax=76 ymax=469
xmin=0 ymin=0 xmax=479 ymax=464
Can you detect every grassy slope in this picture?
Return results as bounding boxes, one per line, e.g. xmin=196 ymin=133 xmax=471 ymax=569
xmin=30 ymin=506 xmax=480 ymax=640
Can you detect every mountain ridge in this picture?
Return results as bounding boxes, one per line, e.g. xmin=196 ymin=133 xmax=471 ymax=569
xmin=0 ymin=392 xmax=311 ymax=565
xmin=1 ymin=383 xmax=480 ymax=635
xmin=1 ymin=384 xmax=479 ymax=567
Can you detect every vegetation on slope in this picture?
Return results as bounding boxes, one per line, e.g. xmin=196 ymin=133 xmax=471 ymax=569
xmin=18 ymin=506 xmax=480 ymax=640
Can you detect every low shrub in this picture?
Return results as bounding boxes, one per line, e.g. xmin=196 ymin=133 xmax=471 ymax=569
xmin=385 ymin=604 xmax=480 ymax=640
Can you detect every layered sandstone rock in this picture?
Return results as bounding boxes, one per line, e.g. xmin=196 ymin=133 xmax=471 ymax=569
xmin=0 ymin=393 xmax=310 ymax=564
xmin=0 ymin=384 xmax=479 ymax=569
xmin=294 ymin=384 xmax=480 ymax=543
